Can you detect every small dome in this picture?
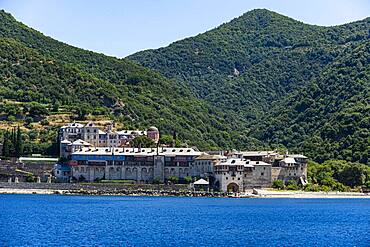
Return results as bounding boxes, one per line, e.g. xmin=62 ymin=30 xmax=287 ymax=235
xmin=148 ymin=126 xmax=158 ymax=132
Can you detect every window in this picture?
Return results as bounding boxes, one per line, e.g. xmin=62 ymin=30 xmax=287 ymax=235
xmin=261 ymin=172 xmax=264 ymax=176
xmin=226 ymin=177 xmax=228 ymax=180
xmin=238 ymin=178 xmax=240 ymax=180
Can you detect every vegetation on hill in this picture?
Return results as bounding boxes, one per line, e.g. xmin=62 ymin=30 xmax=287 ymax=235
xmin=130 ymin=9 xmax=369 ymax=165
xmin=0 ymin=10 xmax=257 ymax=153
xmin=0 ymin=9 xmax=368 ymax=167
xmin=256 ymin=42 xmax=369 ymax=164
xmin=307 ymin=160 xmax=370 ymax=191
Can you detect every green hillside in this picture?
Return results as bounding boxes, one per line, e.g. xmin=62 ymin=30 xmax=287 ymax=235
xmin=257 ymin=41 xmax=369 ymax=164
xmin=0 ymin=10 xmax=251 ymax=150
xmin=0 ymin=9 xmax=369 ymax=165
xmin=130 ymin=9 xmax=369 ymax=164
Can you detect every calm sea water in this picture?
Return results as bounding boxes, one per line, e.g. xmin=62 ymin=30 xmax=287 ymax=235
xmin=0 ymin=195 xmax=369 ymax=246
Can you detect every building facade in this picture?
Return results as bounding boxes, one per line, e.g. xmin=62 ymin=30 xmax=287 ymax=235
xmin=58 ymin=123 xmax=308 ymax=192
xmin=59 ymin=122 xmax=159 ymax=157
xmin=70 ymin=147 xmax=202 ymax=183
xmin=214 ymin=159 xmax=272 ymax=192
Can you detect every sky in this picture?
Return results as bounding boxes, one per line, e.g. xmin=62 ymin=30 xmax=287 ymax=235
xmin=0 ymin=0 xmax=369 ymax=57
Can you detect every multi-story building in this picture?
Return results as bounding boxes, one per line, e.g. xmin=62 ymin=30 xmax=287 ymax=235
xmin=59 ymin=122 xmax=84 ymax=142
xmin=192 ymin=154 xmax=227 ymax=178
xmin=272 ymin=154 xmax=308 ymax=183
xmin=214 ymin=158 xmax=272 ymax=192
xmin=57 ymin=123 xmax=308 ymax=192
xmin=59 ymin=122 xmax=160 ymax=155
xmin=70 ymin=147 xmax=202 ymax=183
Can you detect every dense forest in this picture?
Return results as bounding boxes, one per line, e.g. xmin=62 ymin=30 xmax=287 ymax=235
xmin=130 ymin=9 xmax=369 ymax=165
xmin=0 ymin=9 xmax=369 ymax=167
xmin=0 ymin=10 xmax=257 ymax=152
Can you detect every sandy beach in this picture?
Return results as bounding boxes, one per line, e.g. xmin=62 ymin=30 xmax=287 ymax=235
xmin=242 ymin=189 xmax=370 ymax=198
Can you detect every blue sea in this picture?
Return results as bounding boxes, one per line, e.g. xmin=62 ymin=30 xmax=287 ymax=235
xmin=0 ymin=195 xmax=369 ymax=246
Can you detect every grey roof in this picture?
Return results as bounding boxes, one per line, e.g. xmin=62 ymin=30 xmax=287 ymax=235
xmin=72 ymin=147 xmax=203 ymax=156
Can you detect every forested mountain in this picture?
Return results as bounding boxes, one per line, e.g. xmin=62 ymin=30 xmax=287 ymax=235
xmin=0 ymin=10 xmax=252 ymax=150
xmin=256 ymin=41 xmax=369 ymax=164
xmin=130 ymin=9 xmax=369 ymax=164
xmin=0 ymin=9 xmax=369 ymax=165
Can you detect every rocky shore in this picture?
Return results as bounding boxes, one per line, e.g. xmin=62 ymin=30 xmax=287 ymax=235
xmin=0 ymin=182 xmax=227 ymax=197
xmin=1 ymin=182 xmax=369 ymax=198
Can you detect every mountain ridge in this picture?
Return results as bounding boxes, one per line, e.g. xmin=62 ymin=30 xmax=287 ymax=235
xmin=129 ymin=9 xmax=369 ymax=164
xmin=0 ymin=9 xmax=368 ymax=164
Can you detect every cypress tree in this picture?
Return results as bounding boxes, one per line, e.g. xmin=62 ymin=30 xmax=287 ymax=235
xmin=9 ymin=128 xmax=15 ymax=157
xmin=2 ymin=130 xmax=9 ymax=157
xmin=15 ymin=126 xmax=23 ymax=158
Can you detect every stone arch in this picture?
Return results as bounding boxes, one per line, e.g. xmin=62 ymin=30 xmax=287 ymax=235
xmin=227 ymin=183 xmax=240 ymax=193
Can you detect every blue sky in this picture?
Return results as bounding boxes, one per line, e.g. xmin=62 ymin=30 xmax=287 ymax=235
xmin=0 ymin=0 xmax=369 ymax=57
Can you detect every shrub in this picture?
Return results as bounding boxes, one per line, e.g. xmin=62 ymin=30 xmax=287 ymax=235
xmin=272 ymin=179 xmax=285 ymax=190
xmin=304 ymin=183 xmax=320 ymax=192
xmin=286 ymin=180 xmax=299 ymax=190
xmin=320 ymin=185 xmax=330 ymax=192
xmin=168 ymin=176 xmax=179 ymax=184
xmin=40 ymin=119 xmax=49 ymax=126
xmin=184 ymin=176 xmax=192 ymax=184
xmin=153 ymin=177 xmax=161 ymax=184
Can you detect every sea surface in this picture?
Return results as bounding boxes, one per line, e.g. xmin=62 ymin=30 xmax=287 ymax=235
xmin=0 ymin=195 xmax=369 ymax=246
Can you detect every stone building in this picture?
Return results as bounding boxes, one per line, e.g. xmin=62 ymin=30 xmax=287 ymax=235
xmin=59 ymin=122 xmax=84 ymax=142
xmin=59 ymin=122 xmax=159 ymax=153
xmin=57 ymin=124 xmax=308 ymax=191
xmin=271 ymin=154 xmax=308 ymax=183
xmin=192 ymin=154 xmax=226 ymax=178
xmin=70 ymin=147 xmax=202 ymax=183
xmin=235 ymin=151 xmax=279 ymax=164
xmin=214 ymin=158 xmax=272 ymax=192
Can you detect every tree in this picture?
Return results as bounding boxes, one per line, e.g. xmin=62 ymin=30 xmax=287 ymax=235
xmin=25 ymin=116 xmax=34 ymax=127
xmin=272 ymin=179 xmax=285 ymax=190
xmin=153 ymin=177 xmax=161 ymax=184
xmin=286 ymin=180 xmax=299 ymax=190
xmin=168 ymin=176 xmax=179 ymax=184
xmin=2 ymin=130 xmax=12 ymax=157
xmin=338 ymin=165 xmax=367 ymax=187
xmin=131 ymin=136 xmax=155 ymax=148
xmin=77 ymin=107 xmax=88 ymax=120
xmin=160 ymin=134 xmax=174 ymax=146
xmin=52 ymin=101 xmax=60 ymax=112
xmin=14 ymin=126 xmax=23 ymax=158
xmin=184 ymin=176 xmax=192 ymax=184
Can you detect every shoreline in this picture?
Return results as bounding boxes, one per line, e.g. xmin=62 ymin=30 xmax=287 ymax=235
xmin=1 ymin=187 xmax=369 ymax=198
